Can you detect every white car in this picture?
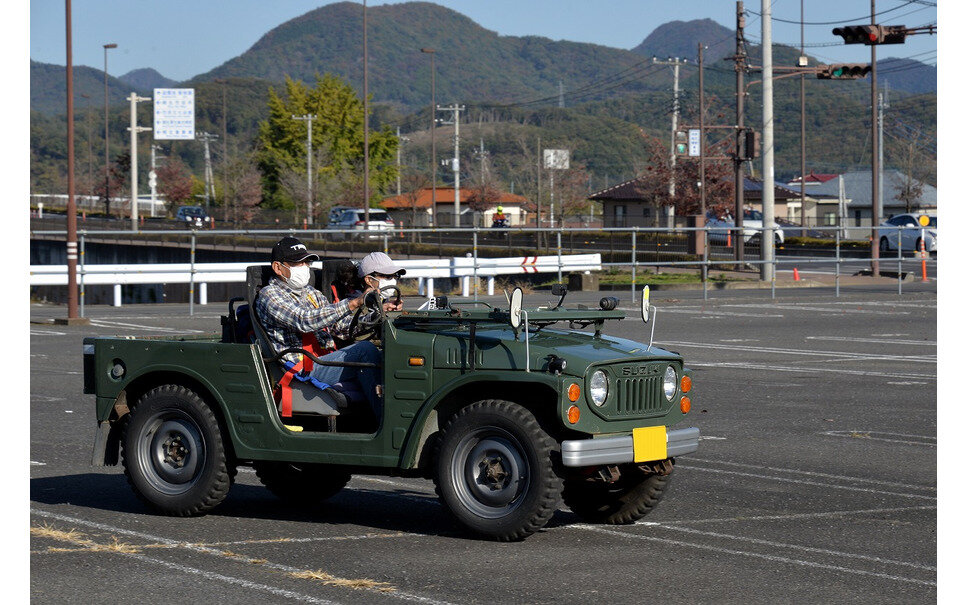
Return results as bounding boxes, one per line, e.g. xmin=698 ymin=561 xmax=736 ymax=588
xmin=706 ymin=210 xmax=784 ymax=245
xmin=877 ymin=213 xmax=937 ymax=254
xmin=327 ymin=207 xmax=395 ymax=239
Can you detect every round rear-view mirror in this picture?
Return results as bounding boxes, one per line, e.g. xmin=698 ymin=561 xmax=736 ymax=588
xmin=641 ymin=285 xmax=651 ymax=323
xmin=510 ymin=287 xmax=523 ymax=329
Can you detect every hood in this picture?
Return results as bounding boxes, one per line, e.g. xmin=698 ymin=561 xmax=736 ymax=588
xmin=431 ymin=326 xmax=678 ymax=375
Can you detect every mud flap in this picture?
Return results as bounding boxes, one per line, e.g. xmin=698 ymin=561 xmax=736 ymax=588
xmin=91 ymin=420 xmax=119 ymax=467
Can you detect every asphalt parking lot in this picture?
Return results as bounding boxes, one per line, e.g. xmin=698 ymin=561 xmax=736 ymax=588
xmin=29 ymin=284 xmax=938 ymax=603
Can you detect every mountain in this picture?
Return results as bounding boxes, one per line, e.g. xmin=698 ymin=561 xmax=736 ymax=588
xmin=190 ymin=1 xmax=669 ymax=110
xmin=869 ymin=57 xmax=936 ymax=95
xmin=30 ymin=60 xmax=141 ymax=114
xmin=119 ymin=68 xmax=177 ymax=91
xmin=631 ymin=18 xmax=735 ymax=64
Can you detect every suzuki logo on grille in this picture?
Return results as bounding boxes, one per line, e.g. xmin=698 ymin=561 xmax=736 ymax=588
xmin=621 ymin=365 xmax=660 ymax=376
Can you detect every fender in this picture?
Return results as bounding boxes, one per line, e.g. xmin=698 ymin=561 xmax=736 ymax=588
xmin=397 ymin=370 xmax=562 ymax=470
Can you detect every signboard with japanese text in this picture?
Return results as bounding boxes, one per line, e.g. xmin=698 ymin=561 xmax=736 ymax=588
xmin=688 ymin=129 xmax=700 ymax=157
xmin=543 ymin=149 xmax=570 ymax=170
xmin=153 ymin=88 xmax=195 ymax=140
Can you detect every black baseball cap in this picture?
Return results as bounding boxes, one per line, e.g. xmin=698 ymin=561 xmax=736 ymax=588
xmin=271 ymin=236 xmax=319 ymax=263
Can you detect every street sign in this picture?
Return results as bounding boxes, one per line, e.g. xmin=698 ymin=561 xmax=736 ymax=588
xmin=543 ymin=149 xmax=570 ymax=170
xmin=153 ymin=88 xmax=195 ymax=140
xmin=688 ymin=129 xmax=700 ymax=157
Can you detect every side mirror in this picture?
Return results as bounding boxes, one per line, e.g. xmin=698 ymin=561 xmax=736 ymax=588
xmin=509 ymin=287 xmax=523 ymax=329
xmin=641 ymin=285 xmax=651 ymax=323
xmin=551 ymin=283 xmax=567 ymax=308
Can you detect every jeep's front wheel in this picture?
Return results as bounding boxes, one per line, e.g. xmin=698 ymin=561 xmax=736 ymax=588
xmin=253 ymin=462 xmax=351 ymax=506
xmin=434 ymin=400 xmax=562 ymax=541
xmin=121 ymin=385 xmax=230 ymax=516
xmin=562 ymin=463 xmax=673 ymax=524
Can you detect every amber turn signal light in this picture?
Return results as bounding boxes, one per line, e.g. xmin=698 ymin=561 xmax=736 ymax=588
xmin=408 ymin=357 xmax=425 ymax=366
xmin=567 ymin=383 xmax=581 ymax=402
xmin=567 ymin=405 xmax=581 ymax=424
xmin=680 ymin=397 xmax=691 ymax=414
xmin=680 ymin=375 xmax=692 ymax=393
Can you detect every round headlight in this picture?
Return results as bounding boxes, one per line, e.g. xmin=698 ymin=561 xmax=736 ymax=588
xmin=589 ymin=370 xmax=608 ymax=407
xmin=663 ymin=366 xmax=678 ymax=400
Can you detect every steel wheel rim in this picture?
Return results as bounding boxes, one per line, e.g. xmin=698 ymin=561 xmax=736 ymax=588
xmin=450 ymin=427 xmax=530 ymax=519
xmin=137 ymin=410 xmax=206 ymax=496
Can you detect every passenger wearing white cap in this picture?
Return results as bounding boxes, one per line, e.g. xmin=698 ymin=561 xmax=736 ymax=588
xmin=355 ymin=252 xmax=406 ymax=312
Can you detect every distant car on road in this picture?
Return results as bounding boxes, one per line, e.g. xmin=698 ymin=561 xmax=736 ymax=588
xmin=175 ymin=205 xmax=211 ymax=228
xmin=328 ymin=207 xmax=395 ymax=239
xmin=706 ymin=210 xmax=784 ymax=245
xmin=878 ymin=213 xmax=937 ymax=254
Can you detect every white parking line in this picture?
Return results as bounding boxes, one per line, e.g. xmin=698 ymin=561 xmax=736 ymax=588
xmin=663 ymin=505 xmax=937 ymax=526
xmin=572 ymin=524 xmax=935 ymax=587
xmin=87 ymin=319 xmax=205 ymax=334
xmin=821 ymin=430 xmax=936 ymax=447
xmin=643 ymin=524 xmax=935 ymax=571
xmin=31 ymin=509 xmax=457 ymax=605
xmin=689 ymin=361 xmax=934 ymax=380
xmin=686 ymin=458 xmax=937 ymax=492
xmin=806 ymin=336 xmax=935 ymax=346
xmin=659 ymin=341 xmax=935 ymax=364
xmin=675 ymin=465 xmax=936 ymax=501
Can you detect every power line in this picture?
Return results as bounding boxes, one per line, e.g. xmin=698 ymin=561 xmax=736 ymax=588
xmin=746 ymin=1 xmax=919 ymax=25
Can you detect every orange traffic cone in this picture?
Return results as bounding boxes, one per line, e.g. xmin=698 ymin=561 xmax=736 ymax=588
xmin=793 ymin=267 xmax=800 ymax=281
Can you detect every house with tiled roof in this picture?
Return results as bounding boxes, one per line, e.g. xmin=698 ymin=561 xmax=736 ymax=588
xmin=587 ymin=175 xmax=824 ymax=227
xmin=380 ymin=187 xmax=529 ymax=227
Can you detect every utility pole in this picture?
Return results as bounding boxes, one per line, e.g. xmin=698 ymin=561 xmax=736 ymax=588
xmin=799 ymin=0 xmax=807 ymax=236
xmin=63 ymin=0 xmax=80 ymax=322
xmin=363 ymin=0 xmax=370 ymax=226
xmin=733 ymin=1 xmax=746 ymax=264
xmin=437 ymin=104 xmax=465 ymax=227
xmin=869 ymin=0 xmax=880 ymax=276
xmin=558 ymin=80 xmax=565 ymax=108
xmin=761 ymin=0 xmax=775 ymax=282
xmin=878 ymin=87 xmax=888 ymax=220
xmin=698 ymin=44 xmax=706 ymax=219
xmin=149 ymin=144 xmax=161 ymax=218
xmin=420 ymin=48 xmax=437 ymax=226
xmin=653 ymin=56 xmax=688 ymax=228
xmin=196 ymin=131 xmax=218 ymax=213
xmin=396 ymin=127 xmax=410 ymax=196
xmin=127 ymin=92 xmax=152 ymax=232
xmin=292 ymin=114 xmax=316 ymax=224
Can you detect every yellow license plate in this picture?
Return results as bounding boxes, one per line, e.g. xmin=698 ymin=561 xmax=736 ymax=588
xmin=632 ymin=426 xmax=667 ymax=462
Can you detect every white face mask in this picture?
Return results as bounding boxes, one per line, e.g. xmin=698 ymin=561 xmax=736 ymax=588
xmin=284 ymin=265 xmax=311 ymax=289
xmin=377 ymin=278 xmax=396 ymax=290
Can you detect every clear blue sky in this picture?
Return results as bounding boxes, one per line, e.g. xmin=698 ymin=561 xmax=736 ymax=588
xmin=27 ymin=1 xmax=937 ymax=82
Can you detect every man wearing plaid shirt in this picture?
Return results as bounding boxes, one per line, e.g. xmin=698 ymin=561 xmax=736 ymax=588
xmin=255 ymin=236 xmax=382 ymax=418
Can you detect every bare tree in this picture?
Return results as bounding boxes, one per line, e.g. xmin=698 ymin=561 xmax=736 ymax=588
xmin=223 ymin=152 xmax=263 ymax=226
xmin=888 ymin=126 xmax=933 ymax=214
xmin=397 ymin=170 xmax=432 ymax=241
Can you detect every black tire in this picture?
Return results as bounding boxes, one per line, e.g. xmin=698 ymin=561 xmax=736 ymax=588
xmin=879 ymin=237 xmax=891 ymax=253
xmin=562 ymin=464 xmax=673 ymax=524
xmin=121 ymin=384 xmax=230 ymax=516
xmin=253 ymin=462 xmax=351 ymax=506
xmin=433 ymin=400 xmax=562 ymax=541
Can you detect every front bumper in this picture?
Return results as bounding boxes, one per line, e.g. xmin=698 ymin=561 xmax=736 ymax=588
xmin=561 ymin=427 xmax=700 ymax=467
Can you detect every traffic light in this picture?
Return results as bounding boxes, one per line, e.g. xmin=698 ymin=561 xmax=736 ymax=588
xmin=741 ymin=129 xmax=760 ymax=160
xmin=674 ymin=130 xmax=688 ymax=156
xmin=817 ymin=63 xmax=871 ymax=79
xmin=832 ymin=24 xmax=907 ymax=45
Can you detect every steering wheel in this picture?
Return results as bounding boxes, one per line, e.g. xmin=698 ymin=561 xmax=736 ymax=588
xmin=347 ymin=285 xmax=402 ymax=341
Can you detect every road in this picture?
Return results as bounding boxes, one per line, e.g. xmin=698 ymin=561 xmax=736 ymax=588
xmin=30 ymin=285 xmax=937 ymax=603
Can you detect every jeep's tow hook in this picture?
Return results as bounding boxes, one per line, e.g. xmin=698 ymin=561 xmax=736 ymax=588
xmin=639 ymin=458 xmax=675 ymax=476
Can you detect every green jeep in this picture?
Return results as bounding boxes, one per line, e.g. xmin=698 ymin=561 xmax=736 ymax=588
xmin=84 ymin=261 xmax=699 ymax=541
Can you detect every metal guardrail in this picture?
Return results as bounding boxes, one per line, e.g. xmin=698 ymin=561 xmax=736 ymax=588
xmin=30 ymin=225 xmax=934 ymax=316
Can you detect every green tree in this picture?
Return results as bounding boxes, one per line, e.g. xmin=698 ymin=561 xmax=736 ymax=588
xmin=257 ymin=73 xmax=397 ymax=209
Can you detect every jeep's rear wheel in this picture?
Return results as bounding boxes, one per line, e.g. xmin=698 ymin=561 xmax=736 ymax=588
xmin=253 ymin=462 xmax=351 ymax=505
xmin=121 ymin=385 xmax=230 ymax=516
xmin=434 ymin=400 xmax=562 ymax=541
xmin=562 ymin=463 xmax=673 ymax=524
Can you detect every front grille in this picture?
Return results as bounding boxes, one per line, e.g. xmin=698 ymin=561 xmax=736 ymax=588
xmin=615 ymin=376 xmax=663 ymax=415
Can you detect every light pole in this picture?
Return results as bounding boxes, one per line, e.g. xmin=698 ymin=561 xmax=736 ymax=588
xmin=362 ymin=0 xmax=369 ymax=225
xmin=421 ymin=47 xmax=436 ymax=226
xmin=103 ymin=42 xmax=117 ymax=216
xmin=292 ymin=114 xmax=317 ymax=225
